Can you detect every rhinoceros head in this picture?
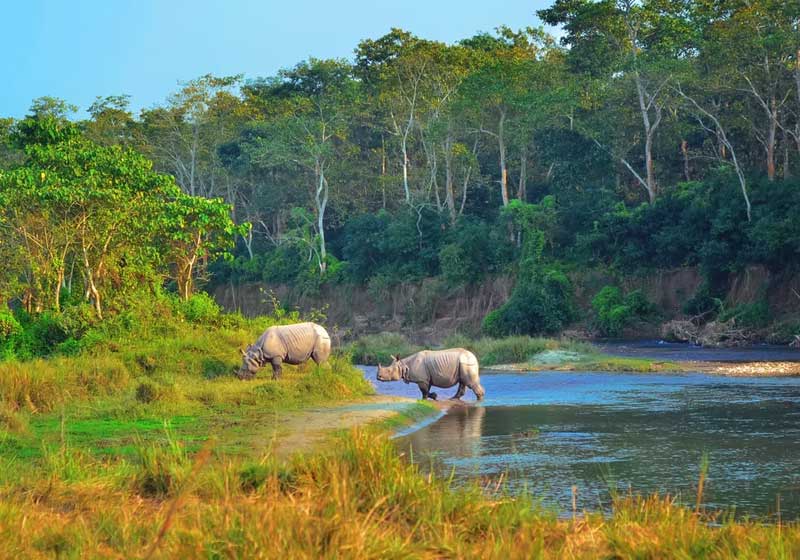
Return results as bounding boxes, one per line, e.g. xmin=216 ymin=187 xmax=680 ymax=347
xmin=376 ymin=355 xmax=404 ymax=382
xmin=237 ymin=345 xmax=262 ymax=380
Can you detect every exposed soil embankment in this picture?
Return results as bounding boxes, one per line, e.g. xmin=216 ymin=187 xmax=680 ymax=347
xmin=214 ymin=266 xmax=800 ymax=343
xmin=215 ymin=276 xmax=513 ymax=342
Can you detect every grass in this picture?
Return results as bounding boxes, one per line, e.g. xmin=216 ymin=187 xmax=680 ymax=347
xmin=0 ymin=311 xmax=375 ymax=476
xmin=346 ymin=331 xmax=423 ymax=365
xmin=349 ymin=332 xmax=679 ymax=372
xmin=349 ymin=332 xmax=594 ymax=367
xmin=1 ymin=310 xmax=789 ymax=556
xmin=0 ymin=427 xmax=797 ymax=558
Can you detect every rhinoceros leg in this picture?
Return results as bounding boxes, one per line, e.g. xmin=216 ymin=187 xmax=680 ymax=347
xmin=418 ymin=383 xmax=437 ymax=400
xmin=470 ymin=383 xmax=485 ymax=401
xmin=450 ymin=383 xmax=466 ymax=400
xmin=270 ymin=357 xmax=283 ymax=380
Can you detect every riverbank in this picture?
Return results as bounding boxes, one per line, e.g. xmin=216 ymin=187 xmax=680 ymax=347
xmin=350 ymin=332 xmax=800 ymax=376
xmin=489 ymin=355 xmax=800 ymax=376
xmin=2 ymin=319 xmax=799 ymax=556
xmin=2 ymin=424 xmax=798 ymax=558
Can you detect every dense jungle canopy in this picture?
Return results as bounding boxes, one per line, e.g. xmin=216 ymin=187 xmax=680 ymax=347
xmin=2 ymin=0 xmax=800 ymax=337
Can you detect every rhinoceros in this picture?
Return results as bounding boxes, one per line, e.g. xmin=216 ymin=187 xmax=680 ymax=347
xmin=237 ymin=322 xmax=331 ymax=380
xmin=376 ymin=348 xmax=485 ymax=401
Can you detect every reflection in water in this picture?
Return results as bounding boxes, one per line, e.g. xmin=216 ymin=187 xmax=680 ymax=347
xmin=406 ymin=405 xmax=486 ymax=458
xmin=392 ymin=372 xmax=800 ymax=520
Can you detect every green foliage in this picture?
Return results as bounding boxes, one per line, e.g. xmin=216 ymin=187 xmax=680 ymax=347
xmin=591 ymin=286 xmax=656 ymax=337
xmin=0 ymin=122 xmax=241 ymax=319
xmin=483 ymin=265 xmax=575 ymax=336
xmin=176 ymin=292 xmax=222 ymax=324
xmin=718 ymin=301 xmax=771 ymax=330
xmin=0 ymin=310 xmax=22 ymax=359
xmin=347 ymin=332 xmax=422 ymax=365
xmin=131 ymin=427 xmax=189 ymax=497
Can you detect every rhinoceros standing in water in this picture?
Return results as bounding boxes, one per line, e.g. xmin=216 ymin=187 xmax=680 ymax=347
xmin=238 ymin=322 xmax=331 ymax=380
xmin=376 ymin=348 xmax=485 ymax=401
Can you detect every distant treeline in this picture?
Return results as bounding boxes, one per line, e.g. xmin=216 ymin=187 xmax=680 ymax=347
xmin=2 ymin=1 xmax=800 ymax=335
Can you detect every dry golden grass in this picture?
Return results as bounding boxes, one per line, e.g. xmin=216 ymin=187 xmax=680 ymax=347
xmin=0 ymin=429 xmax=797 ymax=559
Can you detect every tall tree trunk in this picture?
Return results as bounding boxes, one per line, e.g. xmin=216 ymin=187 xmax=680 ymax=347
xmin=681 ymin=139 xmax=691 ymax=181
xmin=783 ymin=125 xmax=790 ymax=180
xmin=315 ymin=162 xmax=328 ymax=274
xmin=444 ymin=129 xmax=456 ymax=225
xmin=634 ymin=72 xmax=660 ymax=203
xmin=459 ymin=135 xmax=479 ymax=216
xmin=498 ymin=110 xmax=509 ymax=206
xmin=517 ymin=144 xmax=528 ymax=201
xmin=381 ymin=135 xmax=387 ymax=209
xmin=766 ymin=95 xmax=777 ymax=181
xmin=401 ymin=134 xmax=410 ymax=203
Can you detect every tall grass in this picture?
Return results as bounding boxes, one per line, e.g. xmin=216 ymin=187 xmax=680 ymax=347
xmin=349 ymin=331 xmax=593 ymax=367
xmin=347 ymin=332 xmax=423 ymax=365
xmin=0 ymin=429 xmax=797 ymax=558
xmin=0 ymin=318 xmax=373 ymax=418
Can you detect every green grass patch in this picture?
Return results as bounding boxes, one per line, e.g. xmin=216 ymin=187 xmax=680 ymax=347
xmin=346 ymin=332 xmax=423 ymax=365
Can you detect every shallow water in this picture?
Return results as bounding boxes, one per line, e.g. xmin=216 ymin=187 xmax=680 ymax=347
xmin=362 ymin=365 xmax=800 ymax=519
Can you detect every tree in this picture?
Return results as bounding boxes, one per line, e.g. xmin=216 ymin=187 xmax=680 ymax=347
xmin=85 ymin=95 xmax=136 ymax=146
xmin=141 ymin=74 xmax=246 ymax=198
xmin=246 ymin=59 xmax=357 ymax=274
xmin=161 ymin=193 xmax=247 ymax=299
xmin=0 ymin=117 xmax=242 ymax=315
xmin=540 ymin=0 xmax=692 ymax=202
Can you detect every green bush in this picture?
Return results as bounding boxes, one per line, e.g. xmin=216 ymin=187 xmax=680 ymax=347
xmin=16 ymin=312 xmax=70 ymax=359
xmin=683 ymin=283 xmax=724 ymax=318
xmin=0 ymin=310 xmax=22 ymax=359
xmin=591 ymin=286 xmax=656 ymax=337
xmin=202 ymin=357 xmax=232 ymax=379
xmin=719 ymin=301 xmax=771 ymax=329
xmin=483 ymin=266 xmax=575 ymax=337
xmin=178 ymin=292 xmax=222 ymax=324
xmin=347 ymin=333 xmax=422 ymax=365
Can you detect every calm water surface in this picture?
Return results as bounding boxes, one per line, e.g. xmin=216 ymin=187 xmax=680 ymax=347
xmin=362 ymin=360 xmax=800 ymax=520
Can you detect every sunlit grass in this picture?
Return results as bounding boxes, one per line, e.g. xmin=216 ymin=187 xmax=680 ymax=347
xmin=0 ymin=429 xmax=797 ymax=558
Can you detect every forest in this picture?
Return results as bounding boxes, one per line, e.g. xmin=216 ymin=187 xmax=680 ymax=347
xmin=2 ymin=0 xmax=800 ymax=343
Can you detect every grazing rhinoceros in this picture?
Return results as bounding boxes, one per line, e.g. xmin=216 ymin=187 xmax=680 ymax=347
xmin=237 ymin=322 xmax=331 ymax=380
xmin=376 ymin=348 xmax=484 ymax=401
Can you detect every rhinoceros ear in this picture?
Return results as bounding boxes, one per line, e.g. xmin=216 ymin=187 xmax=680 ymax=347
xmin=392 ymin=354 xmax=400 ymax=362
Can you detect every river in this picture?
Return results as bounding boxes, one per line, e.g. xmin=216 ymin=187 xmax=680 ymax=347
xmin=360 ymin=343 xmax=800 ymax=520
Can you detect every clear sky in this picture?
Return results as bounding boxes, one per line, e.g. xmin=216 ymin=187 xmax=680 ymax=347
xmin=1 ymin=0 xmax=556 ymax=119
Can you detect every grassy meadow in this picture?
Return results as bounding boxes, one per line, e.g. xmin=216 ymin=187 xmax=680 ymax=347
xmin=0 ymin=306 xmax=795 ymax=558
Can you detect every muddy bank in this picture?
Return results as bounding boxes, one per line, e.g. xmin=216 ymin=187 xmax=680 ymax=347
xmin=214 ymin=265 xmax=800 ymax=343
xmin=265 ymin=395 xmax=426 ymax=458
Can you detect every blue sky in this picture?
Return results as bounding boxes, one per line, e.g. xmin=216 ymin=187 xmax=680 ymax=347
xmin=2 ymin=0 xmax=555 ymax=119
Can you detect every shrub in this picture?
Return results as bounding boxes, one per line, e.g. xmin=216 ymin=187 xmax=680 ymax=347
xmin=719 ymin=301 xmax=771 ymax=329
xmin=131 ymin=429 xmax=189 ymax=497
xmin=0 ymin=310 xmax=22 ymax=359
xmin=135 ymin=381 xmax=160 ymax=404
xmin=483 ymin=266 xmax=575 ymax=337
xmin=683 ymin=283 xmax=724 ymax=318
xmin=591 ymin=286 xmax=656 ymax=337
xmin=17 ymin=312 xmax=70 ymax=358
xmin=202 ymin=357 xmax=232 ymax=380
xmin=178 ymin=292 xmax=222 ymax=324
xmin=347 ymin=333 xmax=422 ymax=366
